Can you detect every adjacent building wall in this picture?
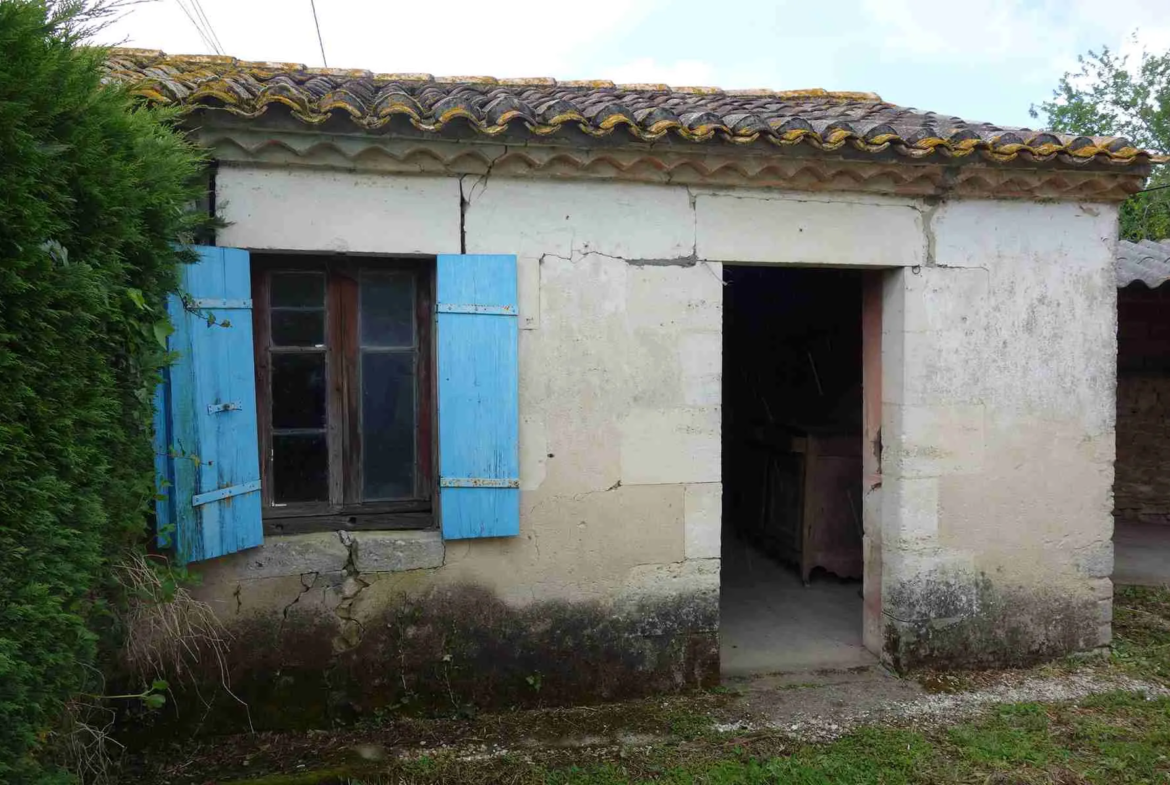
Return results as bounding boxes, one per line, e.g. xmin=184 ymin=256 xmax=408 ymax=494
xmin=1116 ymin=284 xmax=1170 ymax=527
xmin=192 ymin=162 xmax=1118 ymax=727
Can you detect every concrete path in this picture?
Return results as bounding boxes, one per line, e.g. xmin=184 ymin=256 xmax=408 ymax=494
xmin=720 ymin=536 xmax=875 ymax=676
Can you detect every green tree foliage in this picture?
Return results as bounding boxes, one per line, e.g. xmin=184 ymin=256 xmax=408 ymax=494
xmin=0 ymin=1 xmax=208 ymax=781
xmin=1033 ymin=43 xmax=1170 ymax=241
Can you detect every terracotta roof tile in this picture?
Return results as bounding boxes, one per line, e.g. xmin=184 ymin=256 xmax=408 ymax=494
xmin=104 ymin=49 xmax=1162 ymax=167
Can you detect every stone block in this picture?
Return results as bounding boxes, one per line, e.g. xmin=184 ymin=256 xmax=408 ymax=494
xmin=518 ymin=254 xmax=541 ymax=330
xmin=620 ymin=407 xmax=721 ymax=485
xmin=932 ymin=200 xmax=1117 ymax=271
xmin=465 ymin=179 xmax=694 ymax=261
xmin=218 ymin=167 xmax=460 ymax=254
xmin=628 ymin=265 xmax=722 ymax=333
xmin=680 ymin=332 xmax=721 ymax=406
xmin=351 ymin=530 xmax=444 ymax=573
xmin=519 ymin=415 xmax=548 ymax=491
xmin=695 ymin=191 xmax=924 ymax=267
xmin=195 ymin=532 xmax=350 ymax=582
xmin=619 ymin=559 xmax=720 ymax=610
xmin=884 ymin=403 xmax=985 ymax=478
xmin=882 ymin=548 xmax=978 ymax=622
xmin=684 ymin=483 xmax=722 ymax=560
xmin=882 ymin=477 xmax=939 ymax=547
xmin=1075 ymin=541 xmax=1114 ymax=579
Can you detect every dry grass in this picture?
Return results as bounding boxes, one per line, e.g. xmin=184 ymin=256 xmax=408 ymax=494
xmin=116 ymin=553 xmax=236 ymax=695
xmin=55 ymin=553 xmax=253 ymax=783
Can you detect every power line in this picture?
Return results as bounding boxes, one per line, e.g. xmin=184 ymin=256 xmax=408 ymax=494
xmin=309 ymin=0 xmax=327 ymax=67
xmin=190 ymin=0 xmax=226 ymax=55
xmin=174 ymin=0 xmax=217 ymax=53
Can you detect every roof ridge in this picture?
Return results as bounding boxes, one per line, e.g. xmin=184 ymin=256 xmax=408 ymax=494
xmin=107 ymin=48 xmax=884 ymax=102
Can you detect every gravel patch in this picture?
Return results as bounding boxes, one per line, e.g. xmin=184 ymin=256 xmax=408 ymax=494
xmin=744 ymin=669 xmax=1170 ymax=742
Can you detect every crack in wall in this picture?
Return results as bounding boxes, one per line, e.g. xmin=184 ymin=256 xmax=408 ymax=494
xmin=335 ymin=530 xmax=371 ymax=651
xmin=457 ymin=147 xmax=508 ymax=255
xmin=538 ymin=248 xmax=698 ymax=268
xmin=919 ymin=199 xmax=940 ymax=266
xmin=279 ymin=571 xmax=320 ymax=629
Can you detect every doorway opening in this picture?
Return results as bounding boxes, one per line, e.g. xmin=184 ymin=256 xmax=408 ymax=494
xmin=721 ymin=265 xmax=873 ymax=676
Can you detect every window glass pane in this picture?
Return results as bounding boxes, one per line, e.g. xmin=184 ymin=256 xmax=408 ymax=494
xmin=272 ymin=309 xmax=324 ymax=347
xmin=272 ymin=353 xmax=326 ymax=429
xmin=361 ymin=273 xmax=414 ymax=347
xmin=362 ymin=352 xmax=415 ymax=499
xmin=273 ymin=433 xmax=328 ymax=502
xmin=271 ymin=272 xmax=324 ymax=308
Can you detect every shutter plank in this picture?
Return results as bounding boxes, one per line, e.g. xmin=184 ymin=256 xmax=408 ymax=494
xmin=159 ymin=246 xmax=263 ymax=562
xmin=437 ymin=254 xmax=520 ymax=539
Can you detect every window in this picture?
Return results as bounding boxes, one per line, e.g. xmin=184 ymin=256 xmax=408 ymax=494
xmin=252 ymin=256 xmax=434 ymax=533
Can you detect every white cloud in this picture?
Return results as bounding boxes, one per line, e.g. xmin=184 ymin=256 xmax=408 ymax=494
xmin=859 ymin=0 xmax=1168 ymax=72
xmin=858 ymin=0 xmax=1075 ymax=62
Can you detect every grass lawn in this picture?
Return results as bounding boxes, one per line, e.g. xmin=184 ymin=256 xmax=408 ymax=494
xmin=152 ymin=587 xmax=1170 ymax=785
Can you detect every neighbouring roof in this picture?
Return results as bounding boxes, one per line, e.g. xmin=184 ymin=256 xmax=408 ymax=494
xmin=104 ymin=49 xmax=1161 ymax=168
xmin=1118 ymin=239 xmax=1170 ymax=288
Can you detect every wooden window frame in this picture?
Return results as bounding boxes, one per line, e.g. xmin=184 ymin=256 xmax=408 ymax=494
xmin=252 ymin=255 xmax=435 ymax=535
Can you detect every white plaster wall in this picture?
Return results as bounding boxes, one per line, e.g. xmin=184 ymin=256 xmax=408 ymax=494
xmin=881 ymin=200 xmax=1118 ymax=652
xmin=207 ymin=164 xmax=1118 ymax=662
xmin=456 ymin=179 xmax=720 ymax=605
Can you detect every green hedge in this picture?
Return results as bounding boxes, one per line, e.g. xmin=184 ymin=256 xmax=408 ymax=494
xmin=0 ymin=2 xmax=208 ymax=781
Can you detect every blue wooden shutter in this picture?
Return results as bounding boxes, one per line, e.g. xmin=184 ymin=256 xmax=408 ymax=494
xmin=436 ymin=254 xmax=520 ymax=539
xmin=154 ymin=246 xmax=263 ymax=562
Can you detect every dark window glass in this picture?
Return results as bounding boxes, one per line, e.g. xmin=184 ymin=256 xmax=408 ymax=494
xmin=272 ymin=272 xmax=325 ymax=308
xmin=273 ymin=433 xmax=328 ymax=502
xmin=362 ymin=352 xmax=415 ymax=499
xmin=272 ymin=309 xmax=324 ymax=347
xmin=361 ymin=273 xmax=414 ymax=347
xmin=272 ymin=354 xmax=326 ymax=429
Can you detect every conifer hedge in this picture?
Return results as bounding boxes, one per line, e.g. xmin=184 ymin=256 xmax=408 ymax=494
xmin=0 ymin=2 xmax=208 ymax=780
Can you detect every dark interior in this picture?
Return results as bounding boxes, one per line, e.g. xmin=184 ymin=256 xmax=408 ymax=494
xmin=721 ymin=266 xmax=864 ymax=583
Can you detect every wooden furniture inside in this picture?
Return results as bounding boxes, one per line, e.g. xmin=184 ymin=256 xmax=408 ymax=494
xmin=739 ymin=424 xmax=863 ymax=582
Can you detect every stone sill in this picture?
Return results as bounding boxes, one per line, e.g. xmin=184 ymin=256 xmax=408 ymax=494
xmin=207 ymin=529 xmax=445 ymax=581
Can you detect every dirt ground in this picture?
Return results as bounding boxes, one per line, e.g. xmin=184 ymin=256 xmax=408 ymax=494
xmin=116 ymin=586 xmax=1170 ymax=784
xmin=123 ymin=660 xmax=1168 ymax=784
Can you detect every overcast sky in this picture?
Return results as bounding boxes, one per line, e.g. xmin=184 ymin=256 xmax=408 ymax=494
xmin=97 ymin=0 xmax=1170 ymax=129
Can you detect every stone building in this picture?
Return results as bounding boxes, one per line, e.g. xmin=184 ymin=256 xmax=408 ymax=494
xmin=107 ymin=49 xmax=1161 ymax=725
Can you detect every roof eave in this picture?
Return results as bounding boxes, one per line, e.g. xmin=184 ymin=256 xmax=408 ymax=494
xmin=188 ymin=108 xmax=1150 ymax=203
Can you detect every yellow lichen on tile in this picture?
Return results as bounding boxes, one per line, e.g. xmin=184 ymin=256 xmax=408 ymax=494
xmin=561 ymin=80 xmax=616 ymax=89
xmin=615 ymin=83 xmax=671 ymax=92
xmin=437 ymin=76 xmax=500 ymax=85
